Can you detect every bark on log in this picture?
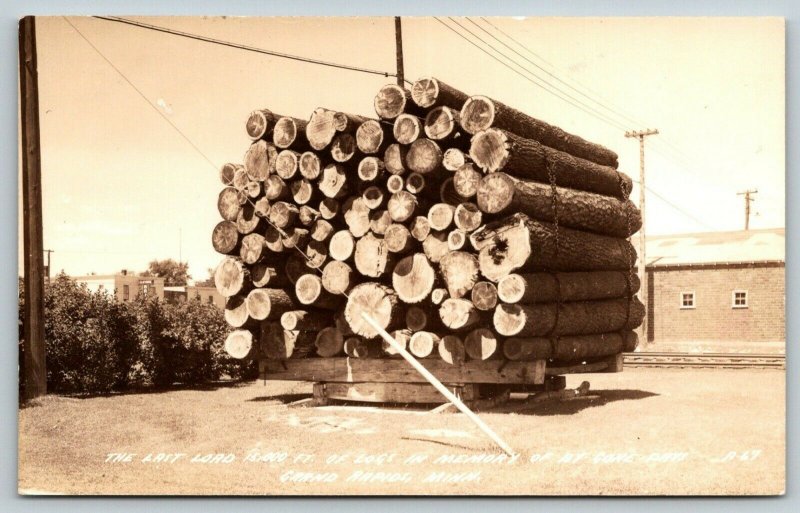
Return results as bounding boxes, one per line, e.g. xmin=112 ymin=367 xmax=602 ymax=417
xmin=212 ymin=220 xmax=240 ymax=255
xmin=344 ymin=337 xmax=383 ymax=358
xmin=218 ymin=187 xmax=243 ymax=221
xmin=497 ymin=271 xmax=640 ymax=304
xmin=427 ymin=203 xmax=456 ymax=231
xmin=406 ymin=139 xmax=443 ymax=175
xmin=262 ymin=323 xmax=316 ymax=359
xmin=329 ymin=230 xmax=355 ymax=261
xmin=275 ymin=149 xmax=300 ymax=179
xmin=409 ymin=216 xmax=431 ymax=242
xmin=240 ymin=233 xmax=267 ymax=264
xmin=453 ymin=202 xmax=483 ymax=232
xmin=356 ymin=120 xmax=392 ymax=155
xmin=264 ymin=175 xmax=289 ymax=201
xmin=384 ymin=143 xmax=408 ymax=175
xmin=464 ymin=328 xmax=500 ymax=361
xmin=358 ymin=156 xmax=386 ymax=182
xmin=469 ymin=128 xmax=631 ymax=199
xmin=245 ymin=287 xmax=296 ymax=321
xmin=299 ymin=151 xmax=323 ymax=180
xmin=471 ymin=281 xmax=499 ymax=311
xmin=344 ymin=282 xmax=402 ymax=339
xmin=251 ymin=263 xmax=289 ymax=288
xmin=224 ymin=329 xmax=253 ymax=359
xmin=369 ymin=210 xmax=392 ymax=235
xmin=452 ymin=164 xmax=482 ymax=199
xmin=409 ymin=331 xmax=441 ymax=358
xmin=439 ymin=178 xmax=462 ymax=206
xmin=384 ymin=223 xmax=415 ymax=254
xmin=273 ymin=117 xmax=309 ymax=151
xmin=246 ymin=108 xmax=284 ymax=141
xmin=393 ymin=114 xmax=423 ymax=145
xmin=422 ymin=231 xmax=449 ymax=264
xmin=439 ymin=298 xmax=481 ymax=331
xmin=321 ymin=260 xmax=355 ymax=295
xmin=374 ymin=84 xmax=426 ymax=119
xmin=284 ymin=255 xmax=308 ymax=284
xmin=354 ymin=232 xmax=395 ymax=278
xmin=442 ymin=148 xmax=467 ymax=172
xmin=318 ymin=163 xmax=349 ymax=199
xmin=224 ymin=294 xmax=250 ymax=328
xmin=493 ymin=297 xmax=645 ymax=337
xmin=460 ymin=95 xmax=619 ymax=168
xmin=315 ymin=326 xmax=345 ymax=357
xmin=295 ymin=273 xmax=343 ymax=309
xmin=244 ymin=140 xmax=277 ymax=181
xmin=503 ymin=331 xmax=638 ymax=361
xmin=477 ymin=172 xmax=641 ymax=238
xmin=214 ymin=257 xmax=249 ymax=297
xmin=410 ymin=77 xmax=470 ymax=110
xmin=438 ymin=335 xmax=466 ymax=365
xmin=439 ymin=251 xmax=480 ymax=299
xmin=392 ymin=253 xmax=436 ymax=304
xmin=474 ymin=213 xmax=637 ymax=281
xmin=280 ymin=309 xmax=334 ymax=331
xmin=331 ymin=133 xmax=359 ymax=163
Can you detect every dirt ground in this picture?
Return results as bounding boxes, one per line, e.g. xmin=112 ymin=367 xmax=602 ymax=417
xmin=18 ymin=368 xmax=785 ymax=496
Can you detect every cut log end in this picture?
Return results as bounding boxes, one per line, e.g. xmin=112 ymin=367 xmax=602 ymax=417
xmin=214 ymin=257 xmax=246 ymax=297
xmin=392 ymin=253 xmax=436 ymax=304
xmin=212 ymin=220 xmax=240 ymax=255
xmin=224 ymin=330 xmax=253 ymax=359
xmin=321 ymin=260 xmax=354 ymax=295
xmin=442 ymin=148 xmax=467 ymax=172
xmin=460 ymin=95 xmax=495 ymax=135
xmin=409 ymin=331 xmax=439 ymax=358
xmin=471 ymin=281 xmax=499 ymax=311
xmin=384 ymin=143 xmax=407 ymax=175
xmin=464 ymin=328 xmax=499 ymax=361
xmin=468 ymin=128 xmax=510 ymax=173
xmin=331 ymin=133 xmax=358 ymax=163
xmin=439 ymin=298 xmax=481 ymax=331
xmin=344 ymin=282 xmax=400 ymax=339
xmin=299 ymin=151 xmax=322 ymax=180
xmin=406 ymin=138 xmax=443 ymax=175
xmin=329 ymin=230 xmax=356 ymax=261
xmin=315 ymin=327 xmax=345 ymax=357
xmin=438 ymin=335 xmax=466 ymax=365
xmin=374 ymin=84 xmax=410 ymax=120
xmin=424 ymin=106 xmax=459 ymax=141
xmin=275 ymin=149 xmax=300 ymax=180
xmin=358 ymin=156 xmax=385 ymax=181
xmin=393 ymin=114 xmax=422 ymax=145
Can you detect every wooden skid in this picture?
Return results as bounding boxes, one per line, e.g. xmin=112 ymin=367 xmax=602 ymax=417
xmin=545 ymin=353 xmax=623 ymax=375
xmin=259 ymin=357 xmax=546 ymax=385
xmin=313 ymin=382 xmax=478 ymax=405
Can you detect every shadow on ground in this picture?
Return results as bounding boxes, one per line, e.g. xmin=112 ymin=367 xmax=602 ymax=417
xmin=499 ymin=389 xmax=659 ymax=416
xmin=62 ymin=379 xmax=256 ymax=401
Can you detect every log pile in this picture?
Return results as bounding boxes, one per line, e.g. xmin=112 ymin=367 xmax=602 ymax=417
xmin=214 ymin=77 xmax=644 ymax=371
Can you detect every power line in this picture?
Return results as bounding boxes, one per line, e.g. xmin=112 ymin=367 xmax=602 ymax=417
xmin=63 ymin=17 xmax=219 ymax=171
xmin=436 ymin=17 xmax=629 ymax=133
xmin=93 ymin=16 xmax=403 ymax=81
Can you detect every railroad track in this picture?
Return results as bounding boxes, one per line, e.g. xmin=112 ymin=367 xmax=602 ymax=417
xmin=622 ymin=352 xmax=785 ymax=370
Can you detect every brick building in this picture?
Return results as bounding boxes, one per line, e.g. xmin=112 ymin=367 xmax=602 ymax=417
xmin=645 ymin=228 xmax=784 ymax=352
xmin=72 ymin=270 xmax=165 ymax=302
xmin=163 ymin=285 xmax=225 ymax=310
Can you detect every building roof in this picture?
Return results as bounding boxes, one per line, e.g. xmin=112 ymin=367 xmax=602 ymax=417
xmin=645 ymin=228 xmax=785 ymax=267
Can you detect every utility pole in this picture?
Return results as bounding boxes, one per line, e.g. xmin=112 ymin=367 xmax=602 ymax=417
xmin=394 ymin=16 xmax=404 ymax=86
xmin=44 ymin=249 xmax=53 ymax=280
xmin=737 ymin=189 xmax=758 ymax=230
xmin=20 ymin=16 xmax=47 ymax=400
xmin=625 ymin=128 xmax=658 ymax=346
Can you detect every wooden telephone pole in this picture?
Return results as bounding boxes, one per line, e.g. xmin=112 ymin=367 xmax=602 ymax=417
xmin=20 ymin=16 xmax=47 ymax=400
xmin=394 ymin=17 xmax=404 ymax=86
xmin=737 ymin=189 xmax=758 ymax=230
xmin=625 ymin=128 xmax=658 ymax=345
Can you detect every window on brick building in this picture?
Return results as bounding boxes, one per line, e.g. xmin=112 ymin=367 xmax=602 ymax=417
xmin=123 ymin=285 xmax=130 ymax=301
xmin=680 ymin=291 xmax=695 ymax=309
xmin=732 ymin=290 xmax=748 ymax=309
xmin=207 ymin=296 xmax=214 ymax=305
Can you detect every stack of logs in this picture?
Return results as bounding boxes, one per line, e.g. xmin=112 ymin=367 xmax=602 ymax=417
xmin=215 ymin=77 xmax=645 ymax=369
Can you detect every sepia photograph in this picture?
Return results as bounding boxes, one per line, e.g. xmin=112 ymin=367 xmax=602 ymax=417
xmin=18 ymin=15 xmax=785 ymax=495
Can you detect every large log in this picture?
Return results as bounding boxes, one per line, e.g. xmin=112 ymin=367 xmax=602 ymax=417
xmin=439 ymin=251 xmax=480 ymax=299
xmin=439 ymin=298 xmax=481 ymax=332
xmin=393 ymin=114 xmax=423 ymax=145
xmin=212 ymin=220 xmax=240 ymax=255
xmin=318 ymin=163 xmax=349 ymax=199
xmin=295 ymin=273 xmax=342 ymax=310
xmin=344 ymin=282 xmax=402 ymax=339
xmin=315 ymin=327 xmax=345 ymax=357
xmin=245 ymin=288 xmax=296 ymax=321
xmin=224 ymin=294 xmax=250 ymax=328
xmin=460 ymin=95 xmax=619 ymax=168
xmin=464 ymin=328 xmax=500 ymax=361
xmin=354 ymin=232 xmax=395 ymax=278
xmin=321 ymin=260 xmax=355 ymax=295
xmin=453 ymin=202 xmax=482 ymax=232
xmin=299 ymin=151 xmax=323 ymax=180
xmin=438 ymin=335 xmax=466 ymax=365
xmin=504 ymin=331 xmax=638 ymax=361
xmin=217 ymin=187 xmax=244 ymax=222
xmin=281 ymin=309 xmax=335 ymax=332
xmin=261 ymin=323 xmax=316 ymax=359
xmin=357 ymin=156 xmax=386 ymax=182
xmin=473 ymin=213 xmax=637 ymax=281
xmin=497 ymin=271 xmax=641 ymax=304
xmin=477 ymin=172 xmax=641 ymax=238
xmin=306 ymin=108 xmax=368 ymax=151
xmin=492 ymin=297 xmax=645 ymax=337
xmin=240 ymin=233 xmax=267 ymax=264
xmin=406 ymin=139 xmax=443 ymax=175
xmin=410 ymin=77 xmax=470 ymax=111
xmin=246 ymin=108 xmax=285 ymax=141
xmin=356 ymin=120 xmax=392 ymax=155
xmin=469 ymin=128 xmax=631 ymax=199
xmin=224 ymin=329 xmax=254 ymax=359
xmin=471 ymin=281 xmax=498 ymax=311
xmin=275 ymin=149 xmax=301 ymax=180
xmin=383 ymin=143 xmax=408 ymax=175
xmin=214 ymin=257 xmax=249 ymax=297
xmin=243 ymin=140 xmax=277 ymax=181
xmin=273 ymin=117 xmax=309 ymax=151
xmin=408 ymin=331 xmax=440 ymax=358
xmin=392 ymin=253 xmax=436 ymax=304
xmin=374 ymin=84 xmax=426 ymax=119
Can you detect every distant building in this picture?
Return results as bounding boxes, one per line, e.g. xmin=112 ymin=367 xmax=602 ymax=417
xmin=163 ymin=285 xmax=225 ymax=310
xmin=72 ymin=270 xmax=165 ymax=302
xmin=645 ymin=228 xmax=784 ymax=352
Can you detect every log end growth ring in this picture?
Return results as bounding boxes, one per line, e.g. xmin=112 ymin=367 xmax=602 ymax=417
xmin=469 ymin=128 xmax=511 ymax=173
xmin=344 ymin=283 xmax=398 ymax=339
xmin=224 ymin=330 xmax=253 ymax=359
xmin=410 ymin=77 xmax=439 ymax=108
xmin=460 ymin=95 xmax=495 ymax=135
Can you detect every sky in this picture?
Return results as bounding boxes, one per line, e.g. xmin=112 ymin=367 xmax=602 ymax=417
xmin=22 ymin=16 xmax=785 ymax=282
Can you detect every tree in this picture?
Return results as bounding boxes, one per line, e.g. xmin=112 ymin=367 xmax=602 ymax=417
xmin=194 ymin=268 xmax=216 ymax=287
xmin=142 ymin=259 xmax=191 ymax=286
